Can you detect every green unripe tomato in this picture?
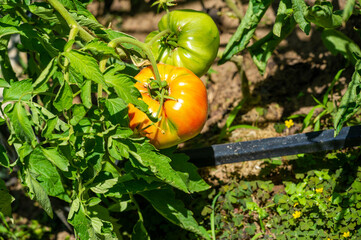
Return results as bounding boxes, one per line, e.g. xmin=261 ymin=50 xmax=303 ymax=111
xmin=145 ymin=9 xmax=220 ymax=77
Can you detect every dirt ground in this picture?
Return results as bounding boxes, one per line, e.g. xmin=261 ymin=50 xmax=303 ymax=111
xmin=87 ymin=0 xmax=360 ymax=181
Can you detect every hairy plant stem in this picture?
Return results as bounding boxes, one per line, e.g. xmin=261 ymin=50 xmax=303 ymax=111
xmin=98 ymin=58 xmax=108 ymax=99
xmin=145 ymin=29 xmax=171 ymax=46
xmin=64 ymin=27 xmax=79 ymax=83
xmin=108 ymin=37 xmax=163 ymax=85
xmin=129 ymin=193 xmax=144 ymax=222
xmin=46 ymin=0 xmax=94 ymax=42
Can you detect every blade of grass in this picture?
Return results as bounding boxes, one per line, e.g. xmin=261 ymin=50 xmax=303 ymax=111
xmin=211 ymin=192 xmax=222 ymax=240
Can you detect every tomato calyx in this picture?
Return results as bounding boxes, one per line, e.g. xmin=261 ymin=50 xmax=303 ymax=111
xmin=161 ymin=32 xmax=179 ymax=50
xmin=143 ymin=77 xmax=177 ymax=120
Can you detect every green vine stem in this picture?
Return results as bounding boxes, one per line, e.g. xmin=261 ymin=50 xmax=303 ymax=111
xmin=46 ymin=0 xmax=94 ymax=42
xmin=108 ymin=37 xmax=163 ymax=84
xmin=98 ymin=58 xmax=108 ymax=99
xmin=129 ymin=193 xmax=144 ymax=222
xmin=225 ymin=0 xmax=244 ymax=21
xmin=64 ymin=27 xmax=79 ymax=83
xmin=145 ymin=29 xmax=171 ymax=47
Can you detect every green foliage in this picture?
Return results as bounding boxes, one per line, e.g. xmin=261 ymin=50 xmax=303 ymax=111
xmin=207 ymin=150 xmax=361 ymax=239
xmin=219 ymin=0 xmax=272 ymax=64
xmin=322 ymin=29 xmax=361 ymax=66
xmin=304 ymin=1 xmax=343 ymax=28
xmin=0 ymin=0 xmax=210 ymax=239
xmin=296 ymin=69 xmax=344 ymax=132
xmin=334 ymin=60 xmax=361 ymax=135
xmin=220 ymin=0 xmax=359 ymax=76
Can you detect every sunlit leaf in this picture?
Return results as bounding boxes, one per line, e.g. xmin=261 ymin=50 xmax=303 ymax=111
xmin=219 ymin=0 xmax=272 ymax=64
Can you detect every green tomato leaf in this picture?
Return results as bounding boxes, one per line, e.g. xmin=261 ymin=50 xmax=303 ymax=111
xmin=63 ymin=50 xmax=107 ymax=86
xmin=71 ymin=13 xmax=104 ymax=30
xmin=7 ymin=102 xmax=36 ymax=145
xmin=105 ymin=98 xmax=128 ymax=113
xmin=88 ymin=205 xmax=121 ymax=238
xmin=304 ymin=1 xmax=342 ymax=28
xmin=249 ymin=18 xmax=296 ymax=75
xmin=163 ymin=150 xmax=210 ymax=193
xmin=81 ymin=80 xmax=92 ymax=109
xmin=140 ymin=188 xmax=211 ymax=240
xmin=273 ymin=0 xmax=294 ymax=37
xmin=70 ymin=104 xmax=87 ymax=126
xmin=132 ymin=220 xmax=150 ymax=240
xmin=68 ymin=198 xmax=80 ymax=220
xmin=0 ymin=78 xmax=10 ymax=88
xmin=3 ymin=79 xmax=33 ymax=102
xmin=42 ymin=117 xmax=58 ymax=139
xmin=33 ymin=57 xmax=57 ymax=92
xmin=68 ymin=200 xmax=93 ymax=240
xmin=0 ymin=178 xmax=13 ymax=217
xmin=28 ymin=2 xmax=59 ymax=23
xmin=82 ymin=39 xmax=118 ymax=58
xmin=41 ymin=147 xmax=70 ymax=172
xmin=28 ymin=147 xmax=71 ymax=202
xmin=291 ymin=0 xmax=311 ymax=34
xmin=53 ymin=81 xmax=73 ymax=111
xmin=0 ymin=38 xmax=18 ymax=82
xmin=131 ymin=141 xmax=189 ymax=193
xmin=104 ymin=64 xmax=148 ymax=112
xmin=219 ymin=0 xmax=272 ymax=64
xmin=91 ymin=177 xmax=119 ymax=194
xmin=107 ymin=138 xmax=130 ymax=160
xmin=68 ymin=65 xmax=84 ymax=85
xmin=333 ymin=60 xmax=361 ymax=135
xmin=25 ymin=170 xmax=53 ymax=218
xmin=104 ymin=97 xmax=128 ymax=126
xmin=0 ymin=21 xmax=21 ymax=39
xmin=87 ymin=197 xmax=102 ymax=207
xmin=105 ymin=178 xmax=164 ymax=198
xmin=321 ymin=29 xmax=361 ymax=65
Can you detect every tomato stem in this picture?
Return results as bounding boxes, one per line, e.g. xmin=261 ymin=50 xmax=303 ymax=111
xmin=97 ymin=58 xmax=108 ymax=100
xmin=108 ymin=37 xmax=163 ymax=85
xmin=155 ymin=88 xmax=166 ymax=119
xmin=64 ymin=26 xmax=79 ymax=84
xmin=129 ymin=193 xmax=144 ymax=222
xmin=46 ymin=0 xmax=94 ymax=42
xmin=146 ymin=29 xmax=171 ymax=47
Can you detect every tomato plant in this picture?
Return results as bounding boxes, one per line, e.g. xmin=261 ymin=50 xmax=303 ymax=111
xmin=145 ymin=9 xmax=220 ymax=77
xmin=0 ymin=0 xmax=212 ymax=239
xmin=128 ymin=64 xmax=208 ymax=149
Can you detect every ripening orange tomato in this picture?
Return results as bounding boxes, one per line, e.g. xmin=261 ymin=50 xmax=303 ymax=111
xmin=128 ymin=64 xmax=208 ymax=149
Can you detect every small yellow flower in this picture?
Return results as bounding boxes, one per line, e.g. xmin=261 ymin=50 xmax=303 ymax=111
xmin=328 ymin=196 xmax=332 ymax=201
xmin=343 ymin=231 xmax=350 ymax=238
xmin=327 ymin=238 xmax=332 ymax=240
xmin=293 ymin=202 xmax=299 ymax=207
xmin=316 ymin=187 xmax=323 ymax=193
xmin=292 ymin=211 xmax=301 ymax=219
xmin=285 ymin=119 xmax=294 ymax=128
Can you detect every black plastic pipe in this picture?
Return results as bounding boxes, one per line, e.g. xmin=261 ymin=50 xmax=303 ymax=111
xmin=183 ymin=125 xmax=361 ymax=167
